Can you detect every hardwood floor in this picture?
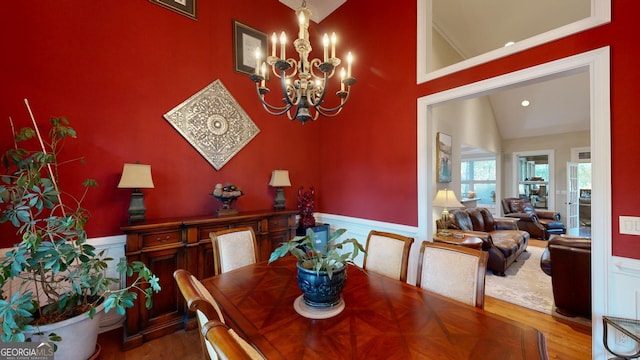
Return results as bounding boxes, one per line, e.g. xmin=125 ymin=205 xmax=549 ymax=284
xmin=98 ymin=241 xmax=591 ymax=359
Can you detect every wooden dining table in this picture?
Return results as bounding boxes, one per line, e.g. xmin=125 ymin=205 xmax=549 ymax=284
xmin=202 ymin=257 xmax=548 ymax=359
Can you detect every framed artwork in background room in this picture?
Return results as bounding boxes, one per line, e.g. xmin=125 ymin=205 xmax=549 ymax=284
xmin=437 ymin=132 xmax=452 ymax=183
xmin=149 ymin=0 xmax=197 ymax=20
xmin=233 ymin=20 xmax=269 ymax=79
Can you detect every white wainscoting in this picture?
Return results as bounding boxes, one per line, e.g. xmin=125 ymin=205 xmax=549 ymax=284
xmin=316 ymin=213 xmax=422 ymax=285
xmin=0 ymin=234 xmax=127 ymax=334
xmin=607 ymin=256 xmax=640 ymax=355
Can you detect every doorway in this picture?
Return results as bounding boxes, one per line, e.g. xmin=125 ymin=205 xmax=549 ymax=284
xmin=417 ymin=47 xmax=611 ymax=355
xmin=513 ymin=150 xmax=554 ymax=211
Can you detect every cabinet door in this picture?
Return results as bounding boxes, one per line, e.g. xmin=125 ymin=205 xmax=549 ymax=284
xmin=125 ymin=246 xmax=186 ymax=346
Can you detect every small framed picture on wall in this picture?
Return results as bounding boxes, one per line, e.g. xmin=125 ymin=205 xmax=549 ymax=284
xmin=233 ymin=20 xmax=269 ymax=79
xmin=149 ymin=0 xmax=197 ymax=20
xmin=437 ymin=132 xmax=452 ymax=183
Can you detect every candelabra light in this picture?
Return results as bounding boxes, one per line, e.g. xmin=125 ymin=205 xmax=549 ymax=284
xmin=249 ymin=0 xmax=356 ymax=124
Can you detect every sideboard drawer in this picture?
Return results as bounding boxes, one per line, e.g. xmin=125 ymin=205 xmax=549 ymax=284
xmin=198 ymin=222 xmax=259 ymax=240
xmin=198 ymin=225 xmax=232 ymax=241
xmin=268 ymin=216 xmax=289 ymax=230
xmin=142 ymin=231 xmax=182 ymax=247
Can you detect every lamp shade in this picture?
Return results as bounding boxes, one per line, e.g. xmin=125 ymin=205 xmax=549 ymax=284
xmin=432 ymin=189 xmax=464 ymax=208
xmin=269 ymin=170 xmax=291 ymax=187
xmin=117 ymin=163 xmax=155 ymax=189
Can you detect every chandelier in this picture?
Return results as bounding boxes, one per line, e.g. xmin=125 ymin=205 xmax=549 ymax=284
xmin=249 ymin=1 xmax=356 ymax=125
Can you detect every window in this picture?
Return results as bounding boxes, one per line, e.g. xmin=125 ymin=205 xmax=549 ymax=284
xmin=461 ymin=158 xmax=497 ymax=206
xmin=578 ymin=162 xmax=591 ymax=190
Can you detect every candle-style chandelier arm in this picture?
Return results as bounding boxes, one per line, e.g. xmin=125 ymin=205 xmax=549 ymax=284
xmin=314 ymin=90 xmax=352 ymax=117
xmin=248 ymin=1 xmax=356 ymax=124
xmin=252 ymin=84 xmax=291 ymax=117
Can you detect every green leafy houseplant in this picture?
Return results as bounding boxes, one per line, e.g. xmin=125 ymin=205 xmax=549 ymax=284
xmin=268 ymin=228 xmax=366 ymax=278
xmin=0 ymin=115 xmax=161 ymax=344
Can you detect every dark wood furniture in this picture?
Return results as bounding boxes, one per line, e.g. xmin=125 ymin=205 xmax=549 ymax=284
xmin=502 ymin=197 xmax=566 ymax=239
xmin=121 ymin=209 xmax=297 ymax=350
xmin=202 ymin=257 xmax=549 ymax=359
xmin=433 ymin=229 xmax=484 ymax=250
xmin=438 ymin=207 xmax=529 ymax=276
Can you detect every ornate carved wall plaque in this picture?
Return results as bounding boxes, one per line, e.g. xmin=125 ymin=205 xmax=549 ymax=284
xmin=164 ymin=80 xmax=260 ymax=170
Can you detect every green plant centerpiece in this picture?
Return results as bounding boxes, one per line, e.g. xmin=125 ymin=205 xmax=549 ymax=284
xmin=269 ymin=228 xmax=365 ymax=308
xmin=0 ymin=114 xmax=161 ymax=358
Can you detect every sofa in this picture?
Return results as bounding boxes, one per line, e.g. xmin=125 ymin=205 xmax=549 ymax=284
xmin=539 ymin=235 xmax=591 ymax=318
xmin=501 ymin=197 xmax=566 ymax=240
xmin=438 ymin=207 xmax=529 ymax=276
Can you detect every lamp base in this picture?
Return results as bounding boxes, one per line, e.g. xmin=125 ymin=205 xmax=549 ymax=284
xmin=273 ymin=187 xmax=286 ymax=210
xmin=437 ymin=229 xmax=453 ymax=237
xmin=127 ymin=189 xmax=147 ymax=224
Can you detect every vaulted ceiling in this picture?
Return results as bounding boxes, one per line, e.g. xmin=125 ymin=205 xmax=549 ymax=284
xmin=282 ymin=0 xmax=592 ymax=141
xmin=432 ymin=0 xmax=591 ymax=140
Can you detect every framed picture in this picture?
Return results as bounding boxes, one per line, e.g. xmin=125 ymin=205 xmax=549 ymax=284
xmin=233 ymin=20 xmax=269 ymax=79
xmin=437 ymin=132 xmax=452 ymax=183
xmin=150 ymin=0 xmax=197 ymax=20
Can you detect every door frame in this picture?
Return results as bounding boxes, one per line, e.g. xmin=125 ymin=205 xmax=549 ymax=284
xmin=417 ymin=47 xmax=611 ymax=357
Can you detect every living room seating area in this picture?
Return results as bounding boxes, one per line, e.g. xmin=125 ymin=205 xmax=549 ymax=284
xmin=437 ymin=207 xmax=529 ymax=276
xmin=502 ymin=198 xmax=566 ymax=240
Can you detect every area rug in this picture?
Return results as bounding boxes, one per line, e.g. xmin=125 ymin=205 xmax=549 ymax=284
xmin=485 ymin=246 xmax=554 ymax=314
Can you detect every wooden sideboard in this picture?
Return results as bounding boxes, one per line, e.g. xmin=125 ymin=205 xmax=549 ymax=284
xmin=120 ymin=209 xmax=298 ymax=349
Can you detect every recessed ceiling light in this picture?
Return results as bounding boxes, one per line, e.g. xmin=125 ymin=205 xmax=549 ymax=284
xmin=521 ymin=100 xmax=530 ymax=107
xmin=504 ymin=41 xmax=515 ymax=47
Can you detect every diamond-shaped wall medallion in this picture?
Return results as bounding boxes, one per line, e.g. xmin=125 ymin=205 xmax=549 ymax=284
xmin=164 ymin=80 xmax=260 ymax=170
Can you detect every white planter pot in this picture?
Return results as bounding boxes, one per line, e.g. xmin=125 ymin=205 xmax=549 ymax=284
xmin=27 ymin=303 xmax=104 ymax=360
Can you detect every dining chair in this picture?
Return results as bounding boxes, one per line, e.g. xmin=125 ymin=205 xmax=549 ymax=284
xmin=416 ymin=241 xmax=489 ymax=309
xmin=363 ymin=230 xmax=415 ymax=282
xmin=173 ymin=269 xmax=264 ymax=360
xmin=210 ymin=227 xmax=259 ymax=274
xmin=201 ymin=320 xmax=256 ymax=360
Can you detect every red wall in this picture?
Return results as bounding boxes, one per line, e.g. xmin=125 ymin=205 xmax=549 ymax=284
xmin=2 ymin=1 xmax=640 ymax=260
xmin=315 ymin=2 xmax=419 ymax=226
xmin=317 ymin=0 xmax=640 ymax=259
xmin=0 ymin=1 xmax=322 ymax=245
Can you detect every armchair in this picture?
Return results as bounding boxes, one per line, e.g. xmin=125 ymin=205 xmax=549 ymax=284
xmin=539 ymin=235 xmax=591 ymax=318
xmin=502 ymin=198 xmax=566 ymax=240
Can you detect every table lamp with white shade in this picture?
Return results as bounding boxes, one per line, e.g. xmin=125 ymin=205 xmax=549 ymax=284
xmin=269 ymin=170 xmax=291 ymax=210
xmin=118 ymin=163 xmax=155 ymax=224
xmin=432 ymin=188 xmax=464 ymax=236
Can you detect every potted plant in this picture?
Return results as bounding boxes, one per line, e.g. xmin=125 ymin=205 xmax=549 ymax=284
xmin=269 ymin=228 xmax=366 ymax=308
xmin=0 ymin=114 xmax=161 ymax=359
